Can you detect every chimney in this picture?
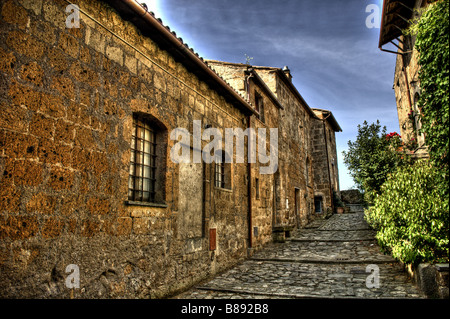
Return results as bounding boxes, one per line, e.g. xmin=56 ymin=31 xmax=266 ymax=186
xmin=282 ymin=66 xmax=292 ymax=82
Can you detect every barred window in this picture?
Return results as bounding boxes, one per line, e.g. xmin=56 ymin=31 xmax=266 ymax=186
xmin=255 ymin=93 xmax=265 ymax=123
xmin=215 ymin=151 xmax=225 ymax=189
xmin=128 ymin=116 xmax=157 ymax=203
xmin=214 ymin=150 xmax=232 ymax=190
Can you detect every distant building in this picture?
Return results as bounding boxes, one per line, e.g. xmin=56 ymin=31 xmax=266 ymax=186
xmin=0 ymin=0 xmax=341 ymax=298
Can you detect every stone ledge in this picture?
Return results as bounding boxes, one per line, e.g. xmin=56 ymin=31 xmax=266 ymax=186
xmin=408 ymin=263 xmax=449 ymax=299
xmin=272 ymin=225 xmax=295 ymax=243
xmin=125 ymin=200 xmax=168 ymax=208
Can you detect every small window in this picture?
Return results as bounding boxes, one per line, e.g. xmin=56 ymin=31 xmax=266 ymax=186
xmin=215 ymin=151 xmax=225 ymax=189
xmin=314 ymin=196 xmax=323 ymax=213
xmin=255 ymin=178 xmax=260 ymax=199
xmin=255 ymin=93 xmax=265 ymax=123
xmin=214 ymin=150 xmax=231 ymax=190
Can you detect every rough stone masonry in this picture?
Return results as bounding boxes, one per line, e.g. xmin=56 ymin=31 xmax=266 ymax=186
xmin=0 ymin=0 xmax=341 ymax=298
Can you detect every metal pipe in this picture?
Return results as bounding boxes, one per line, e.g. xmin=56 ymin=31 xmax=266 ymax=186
xmin=380 ymin=47 xmax=404 ymax=55
xmin=390 ymin=40 xmax=403 ymax=51
xmin=244 ymin=71 xmax=254 ymax=249
xmin=402 ymin=64 xmax=413 ymax=111
xmin=323 ymin=119 xmax=334 ymax=215
xmin=395 ymin=12 xmax=411 ymax=24
xmin=247 ymin=115 xmax=253 ymax=249
xmin=397 ymin=2 xmax=414 ymax=12
xmin=395 ymin=37 xmax=405 ymax=45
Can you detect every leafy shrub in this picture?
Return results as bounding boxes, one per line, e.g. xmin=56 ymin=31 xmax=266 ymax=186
xmin=365 ymin=161 xmax=449 ymax=264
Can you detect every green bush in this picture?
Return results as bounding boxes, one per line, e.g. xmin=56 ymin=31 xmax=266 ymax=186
xmin=365 ymin=161 xmax=449 ymax=264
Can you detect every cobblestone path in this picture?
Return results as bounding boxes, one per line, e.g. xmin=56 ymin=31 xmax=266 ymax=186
xmin=174 ymin=212 xmax=423 ymax=299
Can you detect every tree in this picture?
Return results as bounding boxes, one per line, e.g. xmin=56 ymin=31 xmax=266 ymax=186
xmin=342 ymin=121 xmax=406 ymax=203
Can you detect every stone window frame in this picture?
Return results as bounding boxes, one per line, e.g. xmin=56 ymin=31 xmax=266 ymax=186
xmin=215 ymin=151 xmax=225 ymax=189
xmin=314 ymin=196 xmax=323 ymax=214
xmin=214 ymin=150 xmax=232 ymax=190
xmin=254 ymin=92 xmax=265 ymax=123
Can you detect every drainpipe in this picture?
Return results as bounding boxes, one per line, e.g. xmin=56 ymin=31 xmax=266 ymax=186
xmin=402 ymin=58 xmax=413 ymax=111
xmin=245 ymin=69 xmax=254 ymax=249
xmin=247 ymin=115 xmax=253 ymax=249
xmin=321 ymin=115 xmax=334 ymax=215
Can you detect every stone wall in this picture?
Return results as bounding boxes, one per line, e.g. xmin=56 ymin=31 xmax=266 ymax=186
xmin=392 ymin=0 xmax=428 ymax=158
xmin=0 ymin=0 xmax=342 ymax=298
xmin=0 ymin=0 xmax=252 ymax=298
xmin=340 ymin=190 xmax=364 ymax=205
xmin=254 ymin=67 xmax=315 ymax=228
xmin=208 ymin=62 xmax=341 ymax=230
xmin=206 ymin=61 xmax=280 ymax=249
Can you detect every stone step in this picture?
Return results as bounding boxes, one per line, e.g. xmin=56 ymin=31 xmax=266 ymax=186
xmin=250 ymin=257 xmax=396 ymax=264
xmin=290 ymin=229 xmax=377 ymax=241
xmin=252 ymin=239 xmax=393 ymax=264
xmin=193 ymin=261 xmax=421 ymax=299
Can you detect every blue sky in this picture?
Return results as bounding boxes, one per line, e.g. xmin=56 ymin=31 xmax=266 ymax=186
xmin=143 ymin=0 xmax=401 ymax=190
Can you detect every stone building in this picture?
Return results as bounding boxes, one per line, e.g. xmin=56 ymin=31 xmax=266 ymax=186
xmin=208 ymin=62 xmax=342 ymax=226
xmin=379 ymin=0 xmax=433 ymax=158
xmin=311 ymin=109 xmax=342 ymax=216
xmin=0 ymin=0 xmax=340 ymax=298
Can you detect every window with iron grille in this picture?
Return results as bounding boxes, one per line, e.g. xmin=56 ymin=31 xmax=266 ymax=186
xmin=255 ymin=93 xmax=265 ymax=123
xmin=215 ymin=151 xmax=225 ymax=189
xmin=128 ymin=116 xmax=157 ymax=203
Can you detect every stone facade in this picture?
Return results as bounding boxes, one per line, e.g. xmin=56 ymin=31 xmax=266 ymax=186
xmin=380 ymin=0 xmax=432 ymax=159
xmin=311 ymin=109 xmax=341 ymax=216
xmin=254 ymin=66 xmax=315 ymax=229
xmin=207 ymin=62 xmax=342 ymax=230
xmin=0 ymin=0 xmax=341 ymax=298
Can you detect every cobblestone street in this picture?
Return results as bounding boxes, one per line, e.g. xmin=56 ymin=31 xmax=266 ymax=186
xmin=174 ymin=212 xmax=423 ymax=299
